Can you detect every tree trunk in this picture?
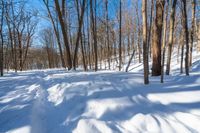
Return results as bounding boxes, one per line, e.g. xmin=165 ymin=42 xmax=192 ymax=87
xmin=147 ymin=0 xmax=154 ymax=60
xmin=166 ymin=0 xmax=177 ymax=75
xmin=142 ymin=0 xmax=149 ymax=84
xmin=180 ymin=34 xmax=184 ymax=73
xmin=54 ymin=0 xmax=72 ymax=70
xmin=189 ymin=0 xmax=196 ymax=66
xmin=73 ymin=0 xmax=86 ymax=70
xmin=90 ymin=0 xmax=98 ymax=71
xmin=126 ymin=50 xmax=135 ymax=72
xmin=182 ymin=0 xmax=189 ymax=76
xmin=152 ymin=0 xmax=165 ymax=76
xmin=161 ymin=2 xmax=169 ymax=83
xmin=80 ymin=26 xmax=87 ymax=71
xmin=119 ymin=0 xmax=122 ymax=71
xmin=105 ymin=0 xmax=110 ymax=69
xmin=136 ymin=3 xmax=141 ymax=63
xmin=87 ymin=8 xmax=91 ymax=70
xmin=0 ymin=1 xmax=4 ymax=76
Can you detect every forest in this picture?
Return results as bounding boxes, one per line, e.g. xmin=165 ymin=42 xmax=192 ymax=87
xmin=0 ymin=0 xmax=200 ymax=133
xmin=0 ymin=0 xmax=199 ymax=83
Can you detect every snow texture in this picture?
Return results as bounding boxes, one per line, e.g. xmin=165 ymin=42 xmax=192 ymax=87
xmin=0 ymin=51 xmax=200 ymax=133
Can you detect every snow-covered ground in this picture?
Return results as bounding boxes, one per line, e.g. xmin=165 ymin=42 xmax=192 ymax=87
xmin=0 ymin=51 xmax=200 ymax=133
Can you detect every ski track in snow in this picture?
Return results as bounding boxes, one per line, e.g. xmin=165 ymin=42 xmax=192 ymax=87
xmin=0 ymin=53 xmax=200 ymax=133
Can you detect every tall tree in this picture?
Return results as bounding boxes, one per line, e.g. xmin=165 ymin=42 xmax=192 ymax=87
xmin=73 ymin=0 xmax=86 ymax=70
xmin=0 ymin=0 xmax=4 ymax=76
xmin=105 ymin=0 xmax=111 ymax=69
xmin=152 ymin=0 xmax=165 ymax=76
xmin=43 ymin=0 xmax=66 ymax=69
xmin=142 ymin=0 xmax=149 ymax=84
xmin=54 ymin=0 xmax=72 ymax=70
xmin=189 ymin=0 xmax=196 ymax=66
xmin=182 ymin=0 xmax=189 ymax=75
xmin=136 ymin=3 xmax=142 ymax=63
xmin=119 ymin=0 xmax=122 ymax=71
xmin=147 ymin=0 xmax=154 ymax=60
xmin=90 ymin=0 xmax=98 ymax=71
xmin=166 ymin=0 xmax=178 ymax=75
xmin=161 ymin=1 xmax=169 ymax=83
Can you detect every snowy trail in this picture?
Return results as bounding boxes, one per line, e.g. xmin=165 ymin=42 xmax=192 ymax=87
xmin=0 ymin=59 xmax=200 ymax=132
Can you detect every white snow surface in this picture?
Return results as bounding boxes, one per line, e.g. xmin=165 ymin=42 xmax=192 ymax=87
xmin=1 ymin=51 xmax=200 ymax=133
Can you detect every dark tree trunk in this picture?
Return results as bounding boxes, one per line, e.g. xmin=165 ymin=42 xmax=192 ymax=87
xmin=152 ymin=0 xmax=165 ymax=76
xmin=142 ymin=0 xmax=149 ymax=84
xmin=90 ymin=0 xmax=98 ymax=71
xmin=182 ymin=0 xmax=189 ymax=76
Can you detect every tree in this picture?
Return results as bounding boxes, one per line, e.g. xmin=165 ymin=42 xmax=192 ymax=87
xmin=119 ymin=0 xmax=122 ymax=71
xmin=73 ymin=0 xmax=86 ymax=70
xmin=105 ymin=0 xmax=111 ymax=69
xmin=136 ymin=2 xmax=142 ymax=63
xmin=182 ymin=0 xmax=189 ymax=76
xmin=0 ymin=0 xmax=4 ymax=76
xmin=54 ymin=0 xmax=72 ymax=70
xmin=43 ymin=0 xmax=66 ymax=69
xmin=166 ymin=0 xmax=178 ymax=75
xmin=142 ymin=0 xmax=149 ymax=84
xmin=189 ymin=0 xmax=196 ymax=66
xmin=152 ymin=0 xmax=165 ymax=76
xmin=90 ymin=0 xmax=98 ymax=71
xmin=161 ymin=1 xmax=169 ymax=83
xmin=147 ymin=0 xmax=154 ymax=60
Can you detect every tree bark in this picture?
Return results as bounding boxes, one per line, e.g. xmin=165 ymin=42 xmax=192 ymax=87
xmin=142 ymin=0 xmax=149 ymax=84
xmin=161 ymin=2 xmax=169 ymax=83
xmin=0 ymin=1 xmax=4 ymax=76
xmin=182 ymin=0 xmax=189 ymax=75
xmin=152 ymin=0 xmax=165 ymax=76
xmin=148 ymin=0 xmax=154 ymax=60
xmin=90 ymin=0 xmax=98 ymax=71
xmin=189 ymin=0 xmax=196 ymax=66
xmin=166 ymin=0 xmax=177 ymax=75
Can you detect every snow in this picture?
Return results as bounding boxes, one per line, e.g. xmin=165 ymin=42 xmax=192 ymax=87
xmin=0 ymin=52 xmax=200 ymax=133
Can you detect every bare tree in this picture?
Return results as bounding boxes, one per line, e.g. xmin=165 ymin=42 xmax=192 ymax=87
xmin=90 ymin=0 xmax=98 ymax=71
xmin=43 ymin=0 xmax=66 ymax=69
xmin=54 ymin=0 xmax=72 ymax=70
xmin=105 ymin=0 xmax=111 ymax=69
xmin=166 ymin=0 xmax=178 ymax=75
xmin=0 ymin=0 xmax=4 ymax=76
xmin=182 ymin=0 xmax=190 ymax=75
xmin=142 ymin=0 xmax=149 ymax=84
xmin=152 ymin=0 xmax=165 ymax=76
xmin=161 ymin=1 xmax=169 ymax=83
xmin=119 ymin=0 xmax=122 ymax=71
xmin=136 ymin=3 xmax=142 ymax=63
xmin=189 ymin=0 xmax=196 ymax=66
xmin=147 ymin=0 xmax=154 ymax=59
xmin=73 ymin=0 xmax=86 ymax=70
